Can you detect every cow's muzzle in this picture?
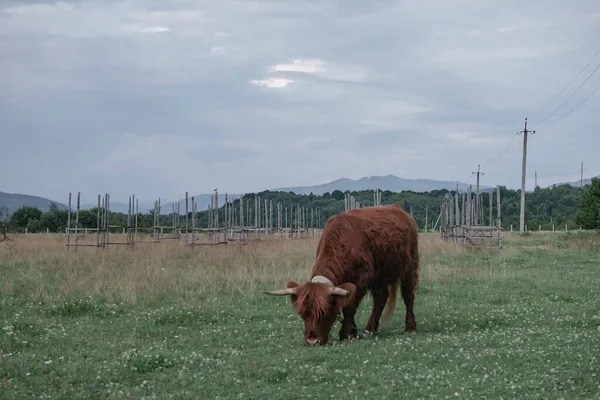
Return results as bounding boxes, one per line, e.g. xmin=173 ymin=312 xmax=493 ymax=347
xmin=305 ymin=337 xmax=319 ymax=346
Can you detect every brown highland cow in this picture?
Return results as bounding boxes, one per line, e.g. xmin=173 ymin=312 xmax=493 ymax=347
xmin=262 ymin=204 xmax=419 ymax=345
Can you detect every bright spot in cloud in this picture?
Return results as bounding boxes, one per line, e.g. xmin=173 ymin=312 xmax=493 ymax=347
xmin=269 ymin=59 xmax=324 ymax=74
xmin=250 ymin=78 xmax=294 ymax=88
xmin=268 ymin=58 xmax=372 ymax=82
xmin=210 ymin=46 xmax=226 ymax=54
xmin=129 ymin=25 xmax=170 ymax=33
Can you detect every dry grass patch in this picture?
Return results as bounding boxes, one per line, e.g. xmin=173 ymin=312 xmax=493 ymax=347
xmin=1 ymin=233 xmax=514 ymax=305
xmin=1 ymin=235 xmax=320 ymax=304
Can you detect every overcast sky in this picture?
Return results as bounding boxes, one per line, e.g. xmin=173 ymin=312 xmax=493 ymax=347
xmin=1 ymin=0 xmax=599 ymax=204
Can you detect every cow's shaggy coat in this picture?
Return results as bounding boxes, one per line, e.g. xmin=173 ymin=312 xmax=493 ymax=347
xmin=263 ymin=204 xmax=420 ymax=345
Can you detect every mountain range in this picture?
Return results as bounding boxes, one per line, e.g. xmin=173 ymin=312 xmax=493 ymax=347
xmin=274 ymin=175 xmax=493 ymax=195
xmin=2 ymin=174 xmax=597 ymax=216
xmin=548 ymin=176 xmax=599 ymax=188
xmin=0 ymin=191 xmax=68 ymax=216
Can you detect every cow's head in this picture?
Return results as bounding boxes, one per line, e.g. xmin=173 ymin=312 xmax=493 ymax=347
xmin=262 ymin=279 xmax=356 ymax=345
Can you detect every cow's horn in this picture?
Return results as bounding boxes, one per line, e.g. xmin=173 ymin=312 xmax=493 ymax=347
xmin=330 ymin=287 xmax=350 ymax=296
xmin=260 ymin=288 xmax=298 ymax=296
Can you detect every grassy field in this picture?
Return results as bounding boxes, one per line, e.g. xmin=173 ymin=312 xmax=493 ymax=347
xmin=1 ymin=231 xmax=599 ymax=399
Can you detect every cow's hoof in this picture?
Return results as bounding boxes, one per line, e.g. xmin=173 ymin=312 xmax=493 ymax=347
xmin=339 ymin=336 xmax=356 ymax=344
xmin=362 ymin=330 xmax=375 ymax=339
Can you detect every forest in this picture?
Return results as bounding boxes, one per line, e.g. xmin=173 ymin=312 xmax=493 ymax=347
xmin=2 ymin=179 xmax=599 ymax=235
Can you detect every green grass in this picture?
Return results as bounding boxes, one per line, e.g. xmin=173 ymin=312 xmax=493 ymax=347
xmin=1 ymin=232 xmax=599 ymax=399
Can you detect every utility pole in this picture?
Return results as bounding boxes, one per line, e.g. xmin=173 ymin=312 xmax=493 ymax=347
xmin=581 ymin=160 xmax=584 ymax=188
xmin=535 ymin=171 xmax=538 ymax=188
xmin=518 ymin=118 xmax=535 ymax=234
xmin=472 ymin=165 xmax=484 ymax=225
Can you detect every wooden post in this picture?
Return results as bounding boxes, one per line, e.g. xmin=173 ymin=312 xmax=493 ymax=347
xmin=101 ymin=195 xmax=106 ymax=247
xmin=284 ymin=206 xmax=288 ymax=238
xmin=96 ymin=194 xmax=101 ymax=248
xmin=254 ymin=196 xmax=257 ymax=228
xmin=208 ymin=203 xmax=212 ymax=241
xmin=214 ymin=190 xmax=219 ymax=242
xmin=100 ymin=196 xmax=105 ymax=247
xmin=461 ymin=193 xmax=466 ymax=225
xmin=488 ymin=191 xmax=493 ymax=226
xmin=303 ymin=207 xmax=306 ymax=236
xmin=74 ymin=192 xmax=80 ymax=253
xmin=67 ymin=192 xmax=72 ymax=251
xmin=264 ymin=198 xmax=268 ymax=235
xmin=105 ymin=193 xmax=110 ymax=248
xmin=496 ymin=185 xmax=501 ymax=230
xmin=135 ymin=197 xmax=139 ymax=244
xmin=454 ymin=193 xmax=459 ymax=226
xmin=279 ymin=203 xmax=282 ymax=239
xmin=466 ymin=186 xmax=471 ymax=228
xmin=191 ymin=196 xmax=196 ymax=244
xmin=270 ymin=199 xmax=273 ymax=233
xmin=153 ymin=198 xmax=157 ymax=241
xmin=239 ymin=197 xmax=243 ymax=241
xmin=185 ymin=192 xmax=189 ymax=246
xmin=444 ymin=202 xmax=448 ymax=236
xmin=127 ymin=195 xmax=132 ymax=244
xmin=130 ymin=195 xmax=134 ymax=244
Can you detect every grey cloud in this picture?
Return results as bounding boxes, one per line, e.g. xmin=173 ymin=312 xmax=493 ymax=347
xmin=1 ymin=0 xmax=599 ymax=202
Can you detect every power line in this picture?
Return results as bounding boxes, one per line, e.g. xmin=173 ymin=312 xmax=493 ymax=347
xmin=548 ymin=82 xmax=600 ymax=126
xmin=482 ymin=132 xmax=519 ymax=166
xmin=529 ymin=47 xmax=600 ymax=118
xmin=532 ymin=61 xmax=600 ymax=128
xmin=492 ymin=133 xmax=518 ymax=164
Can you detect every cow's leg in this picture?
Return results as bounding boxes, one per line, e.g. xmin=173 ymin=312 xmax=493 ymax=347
xmin=365 ymin=287 xmax=389 ymax=334
xmin=339 ymin=289 xmax=366 ymax=341
xmin=401 ymin=273 xmax=417 ymax=333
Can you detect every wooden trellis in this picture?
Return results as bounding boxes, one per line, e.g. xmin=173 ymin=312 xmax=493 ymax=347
xmin=66 ymin=192 xmax=136 ymax=252
xmin=439 ymin=185 xmax=502 ymax=249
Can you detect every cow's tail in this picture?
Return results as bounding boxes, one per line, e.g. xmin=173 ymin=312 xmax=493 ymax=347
xmin=382 ymin=280 xmax=400 ymax=323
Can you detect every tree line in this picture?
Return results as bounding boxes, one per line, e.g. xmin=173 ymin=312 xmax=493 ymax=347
xmin=1 ymin=179 xmax=599 ymax=235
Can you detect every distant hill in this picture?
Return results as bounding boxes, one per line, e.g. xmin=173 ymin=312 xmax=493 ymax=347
xmin=549 ymin=175 xmax=599 ymax=188
xmin=4 ymin=173 xmax=597 ymax=217
xmin=166 ymin=175 xmax=496 ymax=212
xmin=274 ymin=175 xmax=493 ymax=195
xmin=0 ymin=191 xmax=68 ymax=216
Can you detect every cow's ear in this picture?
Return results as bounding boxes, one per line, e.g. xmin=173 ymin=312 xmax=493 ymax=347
xmin=335 ymin=283 xmax=356 ymax=308
xmin=286 ymin=281 xmax=299 ymax=303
